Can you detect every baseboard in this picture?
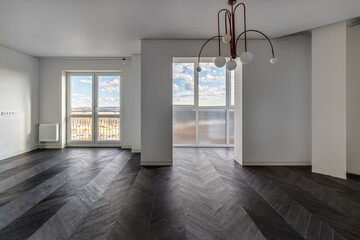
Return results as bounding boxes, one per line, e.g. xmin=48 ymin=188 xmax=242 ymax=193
xmin=0 ymin=145 xmax=39 ymax=161
xmin=121 ymin=145 xmax=132 ymax=149
xmin=131 ymin=149 xmax=141 ymax=153
xmin=241 ymin=160 xmax=311 ymax=166
xmin=140 ymin=161 xmax=172 ymax=166
xmin=43 ymin=142 xmax=64 ymax=149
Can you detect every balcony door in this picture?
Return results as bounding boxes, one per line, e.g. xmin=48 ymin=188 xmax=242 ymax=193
xmin=67 ymin=72 xmax=121 ymax=146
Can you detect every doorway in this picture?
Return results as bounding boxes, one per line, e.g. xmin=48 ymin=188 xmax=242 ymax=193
xmin=66 ymin=72 xmax=121 ymax=146
xmin=172 ymin=57 xmax=237 ymax=147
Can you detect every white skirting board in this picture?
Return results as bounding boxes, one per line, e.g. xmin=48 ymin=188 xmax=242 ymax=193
xmin=140 ymin=161 xmax=172 ymax=166
xmin=121 ymin=145 xmax=132 ymax=149
xmin=241 ymin=160 xmax=311 ymax=166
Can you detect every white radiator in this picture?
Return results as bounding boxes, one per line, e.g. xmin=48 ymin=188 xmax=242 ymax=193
xmin=39 ymin=124 xmax=59 ymax=142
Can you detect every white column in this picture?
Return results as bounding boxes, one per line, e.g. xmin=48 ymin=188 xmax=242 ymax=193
xmin=346 ymin=25 xmax=360 ymax=175
xmin=312 ymin=22 xmax=347 ymax=179
xmin=234 ymin=59 xmax=243 ymax=164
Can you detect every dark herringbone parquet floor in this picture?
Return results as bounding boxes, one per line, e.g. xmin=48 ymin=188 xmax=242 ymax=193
xmin=0 ymin=148 xmax=359 ymax=240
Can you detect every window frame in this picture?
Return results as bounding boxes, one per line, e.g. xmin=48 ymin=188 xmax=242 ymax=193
xmin=66 ymin=72 xmax=122 ymax=146
xmin=173 ymin=57 xmax=235 ymax=147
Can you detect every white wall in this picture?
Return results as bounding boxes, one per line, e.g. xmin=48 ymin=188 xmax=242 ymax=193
xmin=242 ymin=37 xmax=311 ymax=165
xmin=38 ymin=58 xmax=139 ymax=149
xmin=0 ymin=45 xmax=39 ymax=160
xmin=347 ymin=24 xmax=360 ymax=175
xmin=312 ymin=22 xmax=347 ymax=179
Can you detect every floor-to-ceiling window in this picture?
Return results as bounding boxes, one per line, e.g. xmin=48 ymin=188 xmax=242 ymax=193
xmin=173 ymin=58 xmax=235 ymax=146
xmin=67 ymin=72 xmax=121 ymax=146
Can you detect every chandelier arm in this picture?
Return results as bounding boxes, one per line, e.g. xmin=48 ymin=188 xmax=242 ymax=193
xmin=198 ymin=35 xmax=221 ymax=66
xmin=226 ymin=12 xmax=232 ymax=41
xmin=217 ymin=9 xmax=231 ymax=56
xmin=234 ymin=3 xmax=247 ymax=51
xmin=230 ymin=4 xmax=236 ymax=58
xmin=225 ymin=14 xmax=228 ymax=34
xmin=235 ymin=29 xmax=275 ymax=57
xmin=225 ymin=12 xmax=231 ymax=34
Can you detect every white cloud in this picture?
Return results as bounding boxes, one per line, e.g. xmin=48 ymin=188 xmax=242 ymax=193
xmin=105 ymin=97 xmax=116 ymax=101
xmin=199 ymin=63 xmax=214 ymax=72
xmin=183 ymin=82 xmax=194 ymax=90
xmin=173 ymin=63 xmax=193 ymax=75
xmin=174 ymin=72 xmax=193 ymax=83
xmin=198 ymin=86 xmax=225 ymax=106
xmin=199 ymin=85 xmax=209 ymax=91
xmin=199 ymin=74 xmax=225 ymax=83
xmin=199 ymin=95 xmax=223 ymax=106
xmin=72 ymin=93 xmax=86 ymax=98
xmin=99 ymin=78 xmax=120 ymax=93
xmin=173 ymin=83 xmax=179 ymax=91
xmin=173 ymin=92 xmax=194 ymax=104
xmin=71 ymin=97 xmax=92 ymax=108
xmin=80 ymin=79 xmax=92 ymax=84
xmin=99 ymin=97 xmax=119 ymax=107
xmin=173 ymin=92 xmax=194 ymax=98
xmin=173 ymin=63 xmax=194 ymax=82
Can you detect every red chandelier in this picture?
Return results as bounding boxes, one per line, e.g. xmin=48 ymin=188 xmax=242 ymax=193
xmin=197 ymin=0 xmax=277 ymax=72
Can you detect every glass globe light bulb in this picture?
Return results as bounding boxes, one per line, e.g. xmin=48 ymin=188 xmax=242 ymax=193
xmin=270 ymin=57 xmax=278 ymax=64
xmin=240 ymin=51 xmax=253 ymax=64
xmin=226 ymin=59 xmax=237 ymax=71
xmin=196 ymin=66 xmax=202 ymax=72
xmin=214 ymin=56 xmax=226 ymax=68
xmin=222 ymin=34 xmax=232 ymax=44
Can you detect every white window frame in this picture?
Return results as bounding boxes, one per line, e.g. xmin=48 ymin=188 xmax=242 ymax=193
xmin=173 ymin=57 xmax=235 ymax=147
xmin=66 ymin=72 xmax=122 ymax=147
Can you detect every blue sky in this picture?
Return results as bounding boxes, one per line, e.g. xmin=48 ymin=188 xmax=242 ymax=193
xmin=173 ymin=62 xmax=227 ymax=106
xmin=98 ymin=76 xmax=120 ymax=108
xmin=70 ymin=75 xmax=92 ymax=109
xmin=71 ymin=75 xmax=120 ymax=109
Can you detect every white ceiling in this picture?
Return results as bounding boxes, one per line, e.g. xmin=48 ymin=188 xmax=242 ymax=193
xmin=0 ymin=0 xmax=359 ymax=57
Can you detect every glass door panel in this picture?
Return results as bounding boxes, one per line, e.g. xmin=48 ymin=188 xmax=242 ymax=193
xmin=70 ymin=117 xmax=93 ymax=141
xmin=70 ymin=75 xmax=93 ymax=115
xmin=229 ymin=110 xmax=234 ymax=144
xmin=68 ymin=74 xmax=93 ymax=142
xmin=96 ymin=74 xmax=121 ymax=142
xmin=198 ymin=109 xmax=226 ymax=144
xmin=98 ymin=118 xmax=120 ymax=141
xmin=173 ymin=109 xmax=196 ymax=144
xmin=97 ymin=75 xmax=120 ymax=115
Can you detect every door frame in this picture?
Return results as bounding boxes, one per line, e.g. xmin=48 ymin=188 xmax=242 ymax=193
xmin=66 ymin=72 xmax=122 ymax=147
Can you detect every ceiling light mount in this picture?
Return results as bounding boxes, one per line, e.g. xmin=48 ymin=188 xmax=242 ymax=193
xmin=197 ymin=1 xmax=277 ymax=71
xmin=228 ymin=0 xmax=237 ymax=6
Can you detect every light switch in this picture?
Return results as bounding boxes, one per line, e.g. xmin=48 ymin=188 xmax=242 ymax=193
xmin=1 ymin=111 xmax=17 ymax=116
